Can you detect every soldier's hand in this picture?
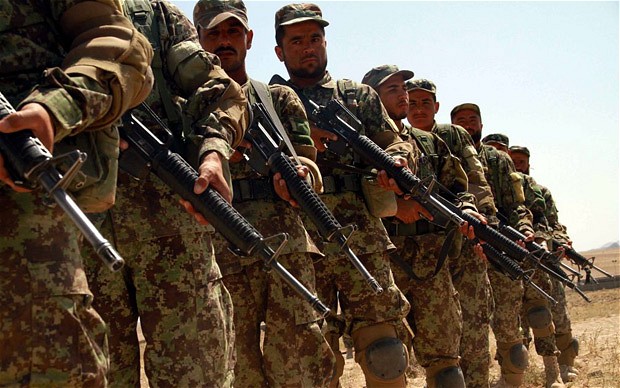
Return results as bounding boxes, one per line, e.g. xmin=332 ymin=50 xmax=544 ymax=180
xmin=377 ymin=156 xmax=408 ymax=195
xmin=0 ymin=103 xmax=54 ymax=191
xmin=395 ymin=197 xmax=433 ymax=224
xmin=273 ymin=164 xmax=309 ymax=208
xmin=310 ymin=124 xmax=337 ymax=152
xmin=179 ymin=151 xmax=231 ymax=226
xmin=460 ymin=209 xmax=486 ymax=240
xmin=230 ymin=139 xmax=252 ymax=164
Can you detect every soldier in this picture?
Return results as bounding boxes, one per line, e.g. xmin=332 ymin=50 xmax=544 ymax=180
xmin=273 ymin=4 xmax=414 ymax=387
xmin=0 ymin=1 xmax=153 ymax=385
xmin=483 ymin=134 xmax=565 ymax=388
xmin=407 ymin=78 xmax=496 ymax=388
xmin=510 ymin=145 xmax=580 ymax=384
xmin=194 ymin=0 xmax=335 ymax=386
xmin=362 ymin=65 xmax=482 ymax=387
xmin=82 ymin=1 xmax=248 ymax=386
xmin=451 ymin=103 xmax=549 ymax=388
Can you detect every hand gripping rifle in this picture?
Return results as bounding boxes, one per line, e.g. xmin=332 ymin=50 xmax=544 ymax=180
xmin=119 ymin=107 xmax=330 ymax=317
xmin=244 ymin=102 xmax=383 ymax=294
xmin=551 ymin=239 xmax=613 ymax=280
xmin=270 ymin=74 xmax=591 ymax=301
xmin=0 ymin=92 xmax=124 ymax=272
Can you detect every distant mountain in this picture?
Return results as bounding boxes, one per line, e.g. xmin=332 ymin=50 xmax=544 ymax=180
xmin=598 ymin=241 xmax=619 ymax=249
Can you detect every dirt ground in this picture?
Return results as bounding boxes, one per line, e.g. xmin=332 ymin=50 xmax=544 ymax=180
xmin=139 ymin=247 xmax=620 ymax=387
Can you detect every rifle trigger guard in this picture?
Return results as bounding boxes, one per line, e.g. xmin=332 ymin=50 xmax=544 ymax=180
xmin=261 ymin=232 xmax=289 ymax=267
xmin=43 ymin=150 xmax=86 ymax=193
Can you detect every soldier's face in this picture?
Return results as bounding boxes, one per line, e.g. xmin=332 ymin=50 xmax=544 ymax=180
xmin=510 ymin=152 xmax=530 ymax=174
xmin=452 ymin=109 xmax=483 ymax=141
xmin=377 ymin=75 xmax=409 ymax=121
xmin=275 ymin=21 xmax=327 ymax=81
xmin=407 ymin=89 xmax=439 ymax=131
xmin=198 ymin=18 xmax=252 ymax=75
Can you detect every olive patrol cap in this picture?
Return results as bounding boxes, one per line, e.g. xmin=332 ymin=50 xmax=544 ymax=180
xmin=361 ymin=64 xmax=414 ymax=91
xmin=450 ymin=103 xmax=481 ymax=120
xmin=193 ymin=0 xmax=249 ymax=31
xmin=274 ymin=3 xmax=329 ymax=30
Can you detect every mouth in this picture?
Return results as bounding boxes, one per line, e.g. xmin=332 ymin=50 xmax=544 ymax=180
xmin=215 ymin=49 xmax=236 ymax=57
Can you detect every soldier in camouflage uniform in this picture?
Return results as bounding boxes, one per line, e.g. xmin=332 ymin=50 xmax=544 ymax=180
xmin=511 ymin=145 xmax=580 ymax=384
xmin=0 ymin=1 xmax=153 ymax=385
xmin=82 ymin=1 xmax=248 ymax=386
xmin=274 ymin=5 xmax=413 ymax=387
xmin=451 ymin=104 xmax=540 ymax=388
xmin=407 ymin=78 xmax=496 ymax=388
xmin=194 ymin=1 xmax=336 ymax=386
xmin=362 ymin=65 xmax=483 ymax=387
xmin=483 ymin=134 xmax=565 ymax=388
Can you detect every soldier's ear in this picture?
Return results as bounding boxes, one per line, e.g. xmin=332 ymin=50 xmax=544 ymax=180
xmin=435 ymin=101 xmax=440 ymax=114
xmin=246 ymin=29 xmax=254 ymax=50
xmin=275 ymin=45 xmax=284 ymax=62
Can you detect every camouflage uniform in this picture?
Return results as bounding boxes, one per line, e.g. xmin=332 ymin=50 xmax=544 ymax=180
xmin=292 ymin=71 xmax=411 ymax=387
xmin=432 ymin=121 xmax=496 ymax=388
xmin=210 ymin=80 xmax=336 ymax=387
xmin=477 ymin=144 xmax=534 ymax=386
xmin=83 ymin=1 xmax=246 ymax=386
xmin=0 ymin=0 xmax=152 ymax=385
xmin=389 ymin=123 xmax=477 ymax=385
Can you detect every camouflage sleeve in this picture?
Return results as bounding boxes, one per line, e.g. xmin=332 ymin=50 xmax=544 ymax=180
xmin=160 ymin=2 xmax=247 ymax=160
xmin=354 ymin=83 xmax=400 ymax=143
xmin=497 ymin=151 xmax=534 ymax=234
xmin=434 ymin=135 xmax=477 ymax=211
xmin=539 ymin=184 xmax=572 ymax=244
xmin=22 ymin=0 xmax=153 ymax=140
xmin=270 ymin=84 xmax=316 ymax=160
xmin=522 ymin=174 xmax=550 ymax=240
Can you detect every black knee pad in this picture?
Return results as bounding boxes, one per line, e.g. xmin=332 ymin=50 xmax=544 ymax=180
xmin=527 ymin=306 xmax=553 ymax=329
xmin=364 ymin=337 xmax=407 ymax=381
xmin=434 ymin=366 xmax=466 ymax=388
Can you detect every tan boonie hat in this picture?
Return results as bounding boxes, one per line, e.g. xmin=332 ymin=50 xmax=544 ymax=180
xmin=406 ymin=78 xmax=436 ymax=94
xmin=482 ymin=133 xmax=510 ymax=147
xmin=509 ymin=145 xmax=531 ymax=157
xmin=361 ymin=65 xmax=414 ymax=91
xmin=193 ymin=0 xmax=249 ymax=31
xmin=450 ymin=103 xmax=481 ymax=120
xmin=274 ymin=3 xmax=329 ymax=30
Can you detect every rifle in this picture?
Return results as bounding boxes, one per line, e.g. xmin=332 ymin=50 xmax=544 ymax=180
xmin=0 ymin=92 xmax=124 ymax=272
xmin=244 ymin=102 xmax=383 ymax=294
xmin=551 ymin=239 xmax=613 ymax=279
xmin=481 ymin=243 xmax=557 ymax=304
xmin=497 ymin=223 xmax=591 ymax=302
xmin=270 ymin=74 xmax=591 ymax=301
xmin=119 ymin=107 xmax=330 ymax=317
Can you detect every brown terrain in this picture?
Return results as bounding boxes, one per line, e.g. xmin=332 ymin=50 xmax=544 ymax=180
xmin=140 ymin=247 xmax=620 ymax=387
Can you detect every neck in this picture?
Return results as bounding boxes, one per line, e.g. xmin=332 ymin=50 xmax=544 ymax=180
xmin=228 ymin=66 xmax=249 ymax=86
xmin=289 ymin=72 xmax=325 ymax=88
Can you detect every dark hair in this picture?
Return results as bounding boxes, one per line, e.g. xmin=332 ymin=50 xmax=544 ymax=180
xmin=275 ymin=24 xmax=325 ymax=47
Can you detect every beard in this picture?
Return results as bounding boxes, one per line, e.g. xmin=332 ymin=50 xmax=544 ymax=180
xmin=470 ymin=130 xmax=482 ymax=144
xmin=285 ymin=59 xmax=327 ymax=81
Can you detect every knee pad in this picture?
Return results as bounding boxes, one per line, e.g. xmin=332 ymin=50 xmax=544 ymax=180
xmin=432 ymin=366 xmax=466 ymax=388
xmin=352 ymin=324 xmax=408 ymax=386
xmin=556 ymin=333 xmax=579 ymax=366
xmin=526 ymin=305 xmax=555 ymax=337
xmin=497 ymin=341 xmax=529 ymax=385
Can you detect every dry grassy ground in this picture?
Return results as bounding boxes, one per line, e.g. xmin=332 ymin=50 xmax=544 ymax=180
xmin=140 ymin=247 xmax=620 ymax=387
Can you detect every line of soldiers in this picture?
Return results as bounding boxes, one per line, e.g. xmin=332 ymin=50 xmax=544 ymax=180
xmin=0 ymin=1 xmax=581 ymax=387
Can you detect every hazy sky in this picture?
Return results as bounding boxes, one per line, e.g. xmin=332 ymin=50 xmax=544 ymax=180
xmin=173 ymin=0 xmax=619 ymax=251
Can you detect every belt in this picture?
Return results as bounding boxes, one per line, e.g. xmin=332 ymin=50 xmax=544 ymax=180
xmin=383 ymin=219 xmax=441 ymax=236
xmin=232 ymin=177 xmax=275 ymax=203
xmin=322 ymin=174 xmax=361 ymax=194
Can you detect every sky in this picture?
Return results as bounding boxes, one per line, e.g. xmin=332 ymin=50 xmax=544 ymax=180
xmin=173 ymin=0 xmax=619 ymax=252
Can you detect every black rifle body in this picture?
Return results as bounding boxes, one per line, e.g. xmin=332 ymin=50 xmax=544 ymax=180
xmin=246 ymin=102 xmax=383 ymax=294
xmin=120 ymin=112 xmax=330 ymax=317
xmin=0 ymin=92 xmax=124 ymax=272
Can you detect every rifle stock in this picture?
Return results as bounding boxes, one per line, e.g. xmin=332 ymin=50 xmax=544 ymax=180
xmin=120 ymin=110 xmax=330 ymax=317
xmin=0 ymin=92 xmax=124 ymax=272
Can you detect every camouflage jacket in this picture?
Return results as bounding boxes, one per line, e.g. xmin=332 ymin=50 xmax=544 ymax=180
xmin=519 ymin=172 xmax=549 ymax=240
xmin=107 ymin=0 xmax=247 ymax=242
xmin=432 ymin=122 xmax=497 ymax=219
xmin=478 ymin=144 xmax=533 ymax=234
xmin=213 ymin=79 xmax=322 ymax=276
xmin=535 ymin=179 xmax=571 ymax=244
xmin=0 ymin=0 xmax=153 ymax=140
xmin=292 ymin=72 xmax=401 ymax=255
xmin=401 ymin=123 xmax=476 ymax=210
